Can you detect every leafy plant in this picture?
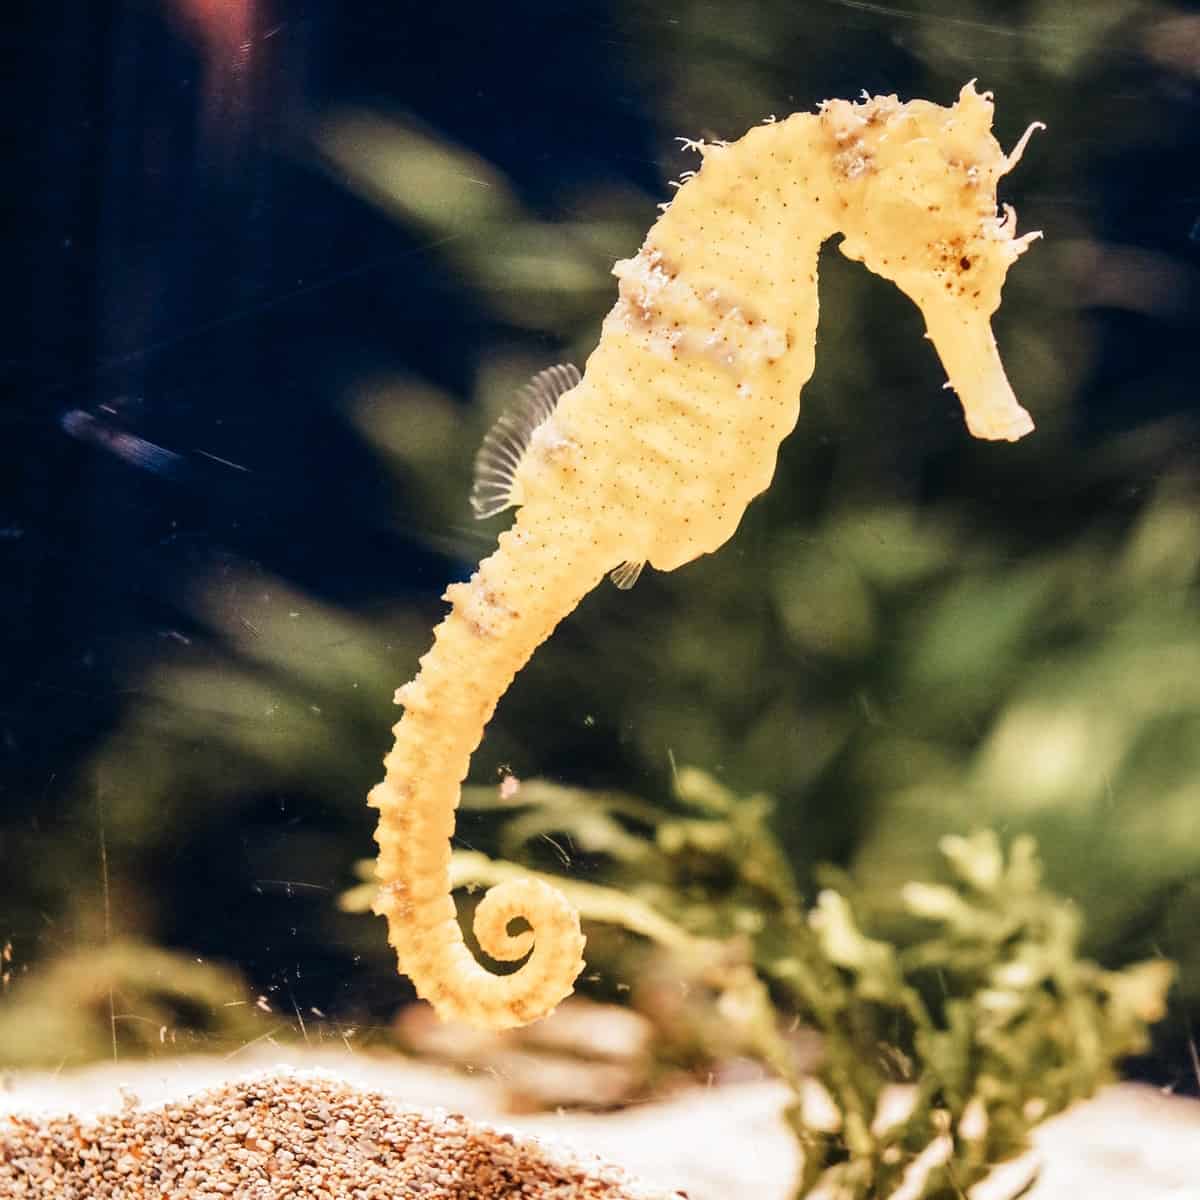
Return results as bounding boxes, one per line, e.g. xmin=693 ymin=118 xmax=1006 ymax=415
xmin=343 ymin=769 xmax=1172 ymax=1200
xmin=0 ymin=941 xmax=264 ymax=1068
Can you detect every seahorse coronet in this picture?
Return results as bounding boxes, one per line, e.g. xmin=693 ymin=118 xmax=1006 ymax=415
xmin=370 ymin=81 xmax=1041 ymax=1030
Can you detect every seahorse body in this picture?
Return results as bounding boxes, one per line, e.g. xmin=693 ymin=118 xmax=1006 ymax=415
xmin=369 ymin=83 xmax=1042 ymax=1029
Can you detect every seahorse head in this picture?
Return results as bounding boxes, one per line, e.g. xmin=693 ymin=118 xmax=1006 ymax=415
xmin=823 ymin=82 xmax=1043 ymax=441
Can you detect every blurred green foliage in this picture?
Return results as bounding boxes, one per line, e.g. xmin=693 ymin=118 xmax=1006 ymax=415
xmin=5 ymin=0 xmax=1198 ymax=1095
xmin=0 ymin=941 xmax=263 ymax=1068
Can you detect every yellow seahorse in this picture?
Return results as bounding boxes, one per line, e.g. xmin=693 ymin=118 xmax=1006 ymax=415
xmin=368 ymin=82 xmax=1043 ymax=1030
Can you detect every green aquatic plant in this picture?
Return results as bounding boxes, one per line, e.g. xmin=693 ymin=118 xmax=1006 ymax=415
xmin=0 ymin=941 xmax=264 ymax=1069
xmin=344 ymin=771 xmax=1173 ymax=1200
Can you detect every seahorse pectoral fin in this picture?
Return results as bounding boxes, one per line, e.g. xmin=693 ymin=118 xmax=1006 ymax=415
xmin=919 ymin=297 xmax=1034 ymax=443
xmin=610 ymin=560 xmax=646 ymax=589
xmin=471 ymin=364 xmax=581 ymax=518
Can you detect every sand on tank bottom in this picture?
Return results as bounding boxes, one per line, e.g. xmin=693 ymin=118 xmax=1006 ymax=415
xmin=3 ymin=1051 xmax=1199 ymax=1200
xmin=0 ymin=1069 xmax=683 ymax=1200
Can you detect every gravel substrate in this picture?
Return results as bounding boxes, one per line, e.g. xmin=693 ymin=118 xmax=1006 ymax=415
xmin=0 ymin=1070 xmax=683 ymax=1200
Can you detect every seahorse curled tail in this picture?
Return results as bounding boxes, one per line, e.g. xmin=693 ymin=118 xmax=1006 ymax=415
xmin=369 ymin=512 xmax=612 ymax=1029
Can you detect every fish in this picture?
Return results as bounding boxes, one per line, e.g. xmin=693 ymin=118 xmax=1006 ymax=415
xmin=368 ymin=83 xmax=1043 ymax=1030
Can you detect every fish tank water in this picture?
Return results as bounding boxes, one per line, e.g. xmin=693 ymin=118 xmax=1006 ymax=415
xmin=3 ymin=2 xmax=1199 ymax=1198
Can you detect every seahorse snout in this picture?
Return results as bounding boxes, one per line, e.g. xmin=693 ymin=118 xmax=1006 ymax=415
xmin=919 ymin=295 xmax=1034 ymax=442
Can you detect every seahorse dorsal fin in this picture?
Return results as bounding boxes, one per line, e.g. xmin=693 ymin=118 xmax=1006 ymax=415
xmin=609 ymin=560 xmax=645 ymax=590
xmin=470 ymin=363 xmax=581 ymax=518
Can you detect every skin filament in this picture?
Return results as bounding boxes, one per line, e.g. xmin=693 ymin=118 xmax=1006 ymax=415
xmin=368 ymin=82 xmax=1042 ymax=1030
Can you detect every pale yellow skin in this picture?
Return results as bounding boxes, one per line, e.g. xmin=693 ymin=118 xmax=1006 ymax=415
xmin=368 ymin=83 xmax=1042 ymax=1030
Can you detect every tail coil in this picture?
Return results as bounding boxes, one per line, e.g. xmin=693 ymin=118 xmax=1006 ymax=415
xmin=370 ymin=522 xmax=597 ymax=1029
